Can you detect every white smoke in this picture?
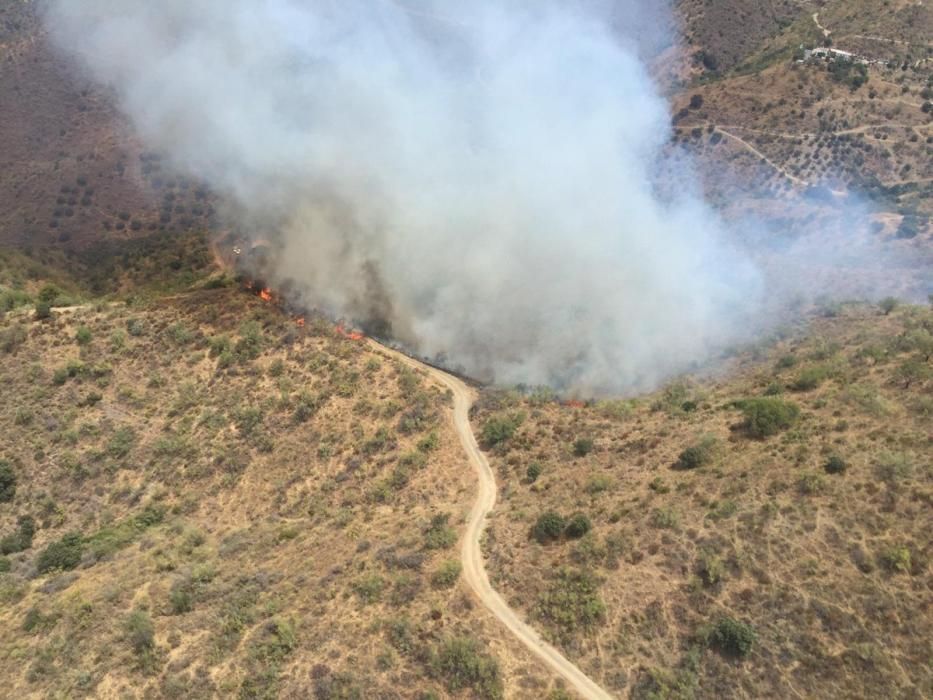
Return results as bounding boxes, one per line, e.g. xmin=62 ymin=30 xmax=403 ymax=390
xmin=45 ymin=0 xmax=769 ymax=392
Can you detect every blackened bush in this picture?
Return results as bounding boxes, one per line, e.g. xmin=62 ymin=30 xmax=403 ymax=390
xmin=564 ymin=513 xmax=592 ymax=539
xmin=709 ymin=617 xmax=756 ymax=657
xmin=532 ymin=511 xmax=565 ymax=544
xmin=36 ymin=532 xmax=84 ymax=574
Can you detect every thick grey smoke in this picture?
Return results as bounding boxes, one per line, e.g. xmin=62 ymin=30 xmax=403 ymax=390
xmin=46 ymin=0 xmax=766 ymax=392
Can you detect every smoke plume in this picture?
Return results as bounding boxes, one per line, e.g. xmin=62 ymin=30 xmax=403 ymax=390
xmin=47 ymin=1 xmax=782 ymax=392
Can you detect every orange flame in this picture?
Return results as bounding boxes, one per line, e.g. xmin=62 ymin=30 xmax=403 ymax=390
xmin=259 ymin=288 xmax=273 ymax=302
xmin=335 ymin=324 xmax=365 ymax=341
xmin=295 ymin=317 xmax=305 ymax=327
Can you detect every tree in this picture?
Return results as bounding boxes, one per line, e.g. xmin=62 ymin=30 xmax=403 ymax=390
xmin=709 ymin=617 xmax=756 ymax=657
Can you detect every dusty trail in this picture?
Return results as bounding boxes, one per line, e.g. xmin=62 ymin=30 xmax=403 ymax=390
xmin=369 ymin=340 xmax=615 ymax=700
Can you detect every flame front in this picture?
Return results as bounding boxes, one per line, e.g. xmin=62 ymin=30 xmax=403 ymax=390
xmin=259 ymin=288 xmax=273 ymax=302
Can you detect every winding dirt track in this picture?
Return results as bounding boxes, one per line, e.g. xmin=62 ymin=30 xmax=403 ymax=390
xmin=369 ymin=340 xmax=614 ymax=700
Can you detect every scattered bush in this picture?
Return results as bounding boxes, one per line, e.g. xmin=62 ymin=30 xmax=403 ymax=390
xmin=737 ymin=398 xmax=800 ymax=438
xmin=791 ymin=365 xmax=829 ymax=391
xmin=573 ymin=437 xmax=595 ymax=457
xmin=431 ymin=560 xmax=462 ymax=588
xmin=480 ymin=412 xmax=524 ymax=447
xmin=34 ymin=301 xmax=51 ymax=320
xmin=824 ymin=455 xmax=847 ymax=474
xmin=708 ymin=617 xmax=756 ymax=657
xmin=0 ymin=461 xmax=16 ymax=502
xmin=107 ymin=427 xmax=137 ymax=459
xmin=424 ymin=514 xmax=457 ymax=550
xmin=880 ymin=546 xmax=911 ymax=574
xmin=535 ymin=568 xmax=606 ymax=638
xmin=36 ymin=533 xmax=84 ymax=574
xmin=585 ymin=474 xmax=613 ymax=494
xmin=674 ymin=436 xmax=717 ymax=470
xmin=352 ymin=574 xmax=385 ymax=604
xmin=564 ymin=513 xmax=592 ymax=539
xmin=526 ymin=462 xmax=542 ymax=482
xmin=428 ymin=636 xmax=503 ymax=700
xmin=697 ymin=552 xmax=724 ymax=587
xmin=532 ymin=511 xmax=566 ymax=544
xmin=879 ymin=297 xmax=899 ymax=315
xmin=1 ymin=515 xmax=36 ymax=554
xmin=75 ymin=325 xmax=92 ymax=346
xmin=125 ymin=609 xmax=155 ymax=655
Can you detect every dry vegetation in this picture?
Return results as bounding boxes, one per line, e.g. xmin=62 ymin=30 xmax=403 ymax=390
xmin=473 ymin=302 xmax=932 ymax=699
xmin=0 ymin=284 xmax=573 ymax=699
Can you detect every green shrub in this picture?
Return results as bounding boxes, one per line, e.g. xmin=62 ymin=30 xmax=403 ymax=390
xmin=0 ymin=515 xmax=36 ymax=554
xmin=708 ymin=617 xmax=755 ymax=657
xmin=674 ymin=436 xmax=716 ymax=470
xmin=824 ymin=455 xmax=847 ymax=474
xmin=480 ymin=412 xmax=524 ymax=447
xmin=34 ymin=301 xmax=51 ymax=320
xmin=535 ymin=568 xmax=606 ymax=638
xmin=36 ymin=533 xmax=84 ymax=574
xmin=126 ymin=318 xmax=145 ymax=336
xmin=352 ymin=574 xmax=385 ymax=604
xmin=0 ymin=461 xmax=16 ymax=502
xmin=0 ymin=556 xmax=9 ymax=573
xmin=776 ymin=354 xmax=798 ymax=369
xmin=585 ymin=474 xmax=613 ymax=494
xmin=526 ymin=462 xmax=542 ymax=482
xmin=737 ymin=398 xmax=800 ymax=438
xmin=791 ymin=365 xmax=829 ymax=391
xmin=125 ymin=609 xmax=155 ymax=655
xmin=573 ymin=437 xmax=595 ymax=457
xmin=532 ymin=511 xmax=566 ymax=543
xmin=697 ymin=552 xmax=724 ymax=587
xmin=428 ymin=636 xmax=503 ymax=700
xmin=880 ymin=546 xmax=911 ymax=574
xmin=431 ymin=560 xmax=462 ymax=588
xmin=75 ymin=325 xmax=92 ymax=346
xmin=424 ymin=514 xmax=457 ymax=550
xmin=564 ymin=513 xmax=592 ymax=539
xmin=107 ymin=427 xmax=136 ymax=459
xmin=235 ymin=321 xmax=264 ymax=361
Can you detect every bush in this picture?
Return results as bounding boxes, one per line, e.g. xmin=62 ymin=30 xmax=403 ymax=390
xmin=428 ymin=636 xmax=503 ymax=700
xmin=791 ymin=365 xmax=829 ymax=391
xmin=0 ymin=515 xmax=36 ymax=554
xmin=352 ymin=574 xmax=385 ymax=604
xmin=737 ymin=398 xmax=800 ymax=438
xmin=0 ymin=461 xmax=16 ymax=502
xmin=532 ymin=511 xmax=566 ymax=543
xmin=431 ymin=560 xmax=462 ymax=588
xmin=535 ymin=568 xmax=606 ymax=638
xmin=107 ymin=427 xmax=136 ymax=459
xmin=564 ymin=513 xmax=592 ymax=539
xmin=674 ymin=437 xmax=716 ymax=470
xmin=526 ymin=462 xmax=542 ymax=482
xmin=824 ymin=455 xmax=847 ymax=474
xmin=424 ymin=514 xmax=457 ymax=550
xmin=36 ymin=533 xmax=84 ymax=574
xmin=34 ymin=301 xmax=51 ymax=320
xmin=709 ymin=617 xmax=755 ymax=657
xmin=75 ymin=325 xmax=92 ymax=346
xmin=573 ymin=437 xmax=594 ymax=457
xmin=880 ymin=546 xmax=911 ymax=574
xmin=125 ymin=610 xmax=155 ymax=655
xmin=879 ymin=297 xmax=899 ymax=315
xmin=0 ymin=556 xmax=9 ymax=573
xmin=480 ymin=413 xmax=524 ymax=447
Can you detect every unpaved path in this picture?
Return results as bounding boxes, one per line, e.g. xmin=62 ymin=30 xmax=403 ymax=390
xmin=369 ymin=340 xmax=615 ymax=700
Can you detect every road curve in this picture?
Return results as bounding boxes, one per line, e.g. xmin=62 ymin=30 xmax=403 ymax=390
xmin=369 ymin=340 xmax=615 ymax=700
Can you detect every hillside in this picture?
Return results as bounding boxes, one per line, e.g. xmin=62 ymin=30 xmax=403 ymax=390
xmin=0 ymin=284 xmax=575 ymax=699
xmin=472 ymin=301 xmax=932 ymax=698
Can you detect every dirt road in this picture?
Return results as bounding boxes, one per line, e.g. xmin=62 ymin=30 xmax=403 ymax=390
xmin=369 ymin=340 xmax=615 ymax=700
